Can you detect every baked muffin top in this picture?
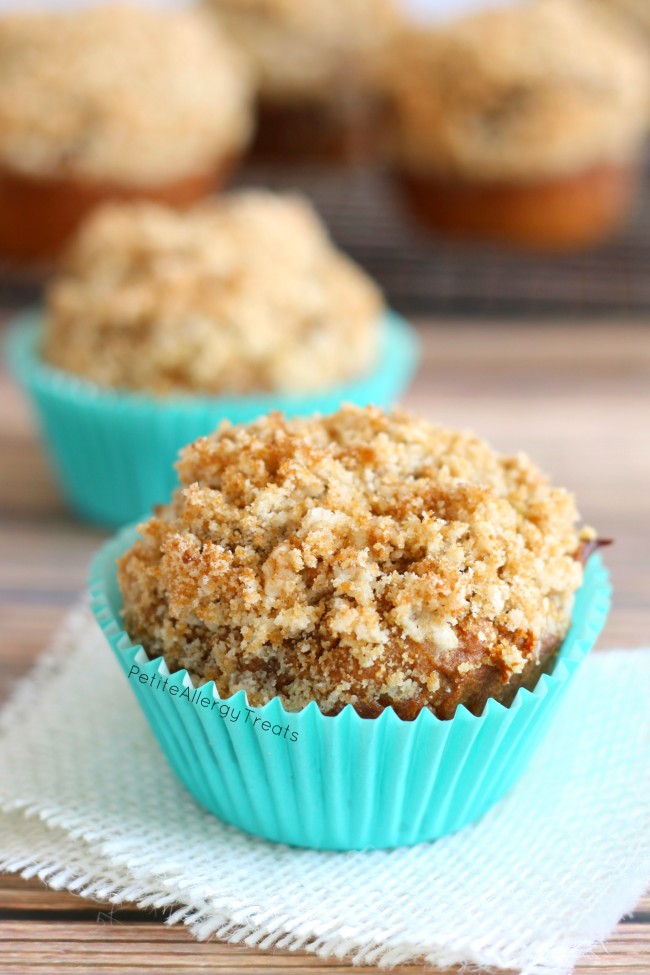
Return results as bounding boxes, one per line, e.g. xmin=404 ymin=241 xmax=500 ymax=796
xmin=44 ymin=191 xmax=382 ymax=396
xmin=118 ymin=405 xmax=591 ymax=720
xmin=0 ymin=4 xmax=252 ymax=184
xmin=205 ymin=0 xmax=397 ymax=100
xmin=379 ymin=0 xmax=650 ymax=181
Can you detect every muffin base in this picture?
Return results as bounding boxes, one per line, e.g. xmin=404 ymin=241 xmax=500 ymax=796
xmin=339 ymin=632 xmax=562 ymax=721
xmin=396 ymin=161 xmax=638 ymax=251
xmin=0 ymin=159 xmax=234 ymax=265
xmin=250 ymin=97 xmax=378 ymax=164
xmin=90 ymin=524 xmax=611 ymax=849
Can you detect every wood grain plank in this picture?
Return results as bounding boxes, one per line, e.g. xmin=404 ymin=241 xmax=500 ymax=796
xmin=0 ymin=918 xmax=648 ymax=975
xmin=0 ymin=922 xmax=445 ymax=973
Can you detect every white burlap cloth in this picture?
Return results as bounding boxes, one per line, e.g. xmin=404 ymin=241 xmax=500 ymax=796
xmin=0 ymin=604 xmax=649 ymax=975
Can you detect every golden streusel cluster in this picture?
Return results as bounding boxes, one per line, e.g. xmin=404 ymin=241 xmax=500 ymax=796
xmin=0 ymin=5 xmax=252 ymax=184
xmin=379 ymin=0 xmax=650 ymax=181
xmin=118 ymin=405 xmax=589 ymax=719
xmin=44 ymin=192 xmax=382 ymax=396
xmin=205 ymin=0 xmax=397 ymax=100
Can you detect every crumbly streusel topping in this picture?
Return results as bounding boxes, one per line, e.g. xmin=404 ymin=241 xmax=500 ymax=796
xmin=379 ymin=0 xmax=650 ymax=181
xmin=0 ymin=5 xmax=252 ymax=183
xmin=44 ymin=192 xmax=382 ymax=396
xmin=204 ymin=0 xmax=397 ymax=101
xmin=118 ymin=405 xmax=590 ymax=719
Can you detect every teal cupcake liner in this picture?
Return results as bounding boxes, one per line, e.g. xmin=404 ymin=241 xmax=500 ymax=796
xmin=7 ymin=311 xmax=419 ymax=528
xmin=89 ymin=524 xmax=611 ymax=851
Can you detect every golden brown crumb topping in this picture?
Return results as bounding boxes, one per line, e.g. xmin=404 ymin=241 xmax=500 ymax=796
xmin=378 ymin=0 xmax=650 ymax=181
xmin=0 ymin=4 xmax=252 ymax=183
xmin=204 ymin=0 xmax=397 ymax=101
xmin=118 ymin=405 xmax=591 ymax=719
xmin=44 ymin=192 xmax=382 ymax=396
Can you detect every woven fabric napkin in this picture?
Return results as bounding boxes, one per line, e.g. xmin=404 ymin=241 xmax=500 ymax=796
xmin=0 ymin=604 xmax=649 ymax=975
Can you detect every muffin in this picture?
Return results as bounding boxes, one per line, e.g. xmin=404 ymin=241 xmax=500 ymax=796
xmin=90 ymin=404 xmax=610 ymax=848
xmin=204 ymin=0 xmax=396 ymax=161
xmin=378 ymin=0 xmax=650 ymax=250
xmin=0 ymin=4 xmax=253 ymax=263
xmin=44 ymin=192 xmax=382 ymax=396
xmin=9 ymin=193 xmax=417 ymax=525
xmin=117 ymin=404 xmax=594 ymax=721
xmin=589 ymin=0 xmax=650 ymax=38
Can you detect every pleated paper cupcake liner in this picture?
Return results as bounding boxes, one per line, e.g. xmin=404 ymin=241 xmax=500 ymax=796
xmin=7 ymin=311 xmax=419 ymax=528
xmin=89 ymin=524 xmax=612 ymax=851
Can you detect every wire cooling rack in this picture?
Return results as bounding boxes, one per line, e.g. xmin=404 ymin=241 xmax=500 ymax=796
xmin=3 ymin=161 xmax=650 ymax=318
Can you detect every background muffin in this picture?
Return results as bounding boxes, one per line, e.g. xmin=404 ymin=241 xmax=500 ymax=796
xmin=44 ymin=191 xmax=382 ymax=395
xmin=205 ymin=0 xmax=396 ymax=161
xmin=10 ymin=190 xmax=417 ymax=526
xmin=589 ymin=0 xmax=650 ymax=38
xmin=118 ymin=404 xmax=592 ymax=720
xmin=378 ymin=0 xmax=650 ymax=250
xmin=0 ymin=4 xmax=253 ymax=263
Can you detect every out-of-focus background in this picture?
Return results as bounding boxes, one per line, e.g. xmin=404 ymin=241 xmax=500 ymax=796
xmin=1 ymin=0 xmax=650 ymax=316
xmin=8 ymin=159 xmax=650 ymax=317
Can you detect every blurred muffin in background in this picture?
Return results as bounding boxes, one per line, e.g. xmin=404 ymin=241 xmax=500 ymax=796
xmin=0 ymin=4 xmax=253 ymax=264
xmin=378 ymin=0 xmax=650 ymax=251
xmin=204 ymin=0 xmax=396 ymax=162
xmin=589 ymin=0 xmax=650 ymax=38
xmin=44 ymin=191 xmax=382 ymax=395
xmin=10 ymin=189 xmax=419 ymax=525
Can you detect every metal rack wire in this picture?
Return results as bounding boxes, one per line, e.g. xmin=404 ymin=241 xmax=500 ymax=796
xmin=3 ymin=161 xmax=650 ymax=318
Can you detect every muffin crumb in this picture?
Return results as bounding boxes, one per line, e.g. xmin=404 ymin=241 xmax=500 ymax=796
xmin=0 ymin=4 xmax=252 ymax=184
xmin=206 ymin=0 xmax=397 ymax=100
xmin=118 ymin=405 xmax=590 ymax=719
xmin=378 ymin=0 xmax=650 ymax=181
xmin=44 ymin=191 xmax=382 ymax=396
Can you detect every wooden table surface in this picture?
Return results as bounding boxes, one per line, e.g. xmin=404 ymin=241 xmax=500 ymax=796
xmin=0 ymin=319 xmax=649 ymax=974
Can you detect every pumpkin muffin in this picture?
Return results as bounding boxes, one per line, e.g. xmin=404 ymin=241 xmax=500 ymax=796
xmin=44 ymin=191 xmax=382 ymax=396
xmin=204 ymin=0 xmax=396 ymax=161
xmin=378 ymin=0 xmax=650 ymax=250
xmin=0 ymin=4 xmax=253 ymax=263
xmin=118 ymin=404 xmax=595 ymax=720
